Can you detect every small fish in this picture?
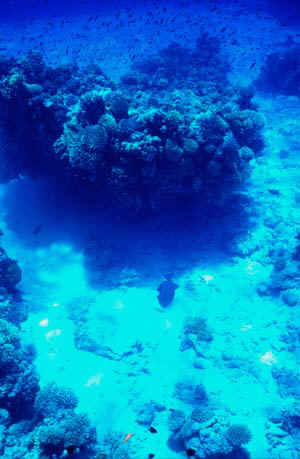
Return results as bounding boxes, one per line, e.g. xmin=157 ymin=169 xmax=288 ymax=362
xmin=33 ymin=223 xmax=43 ymax=235
xmin=123 ymin=433 xmax=134 ymax=442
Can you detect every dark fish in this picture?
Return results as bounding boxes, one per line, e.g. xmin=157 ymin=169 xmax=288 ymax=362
xmin=149 ymin=426 xmax=157 ymax=433
xmin=66 ymin=445 xmax=77 ymax=455
xmin=157 ymin=275 xmax=178 ymax=308
xmin=33 ymin=224 xmax=43 ymax=235
xmin=268 ymin=189 xmax=280 ymax=196
xmin=186 ymin=449 xmax=196 ymax=457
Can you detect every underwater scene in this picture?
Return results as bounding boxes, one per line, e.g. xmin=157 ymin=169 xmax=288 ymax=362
xmin=0 ymin=0 xmax=300 ymax=458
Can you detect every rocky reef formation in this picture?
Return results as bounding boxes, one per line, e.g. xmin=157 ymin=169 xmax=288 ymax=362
xmin=0 ymin=35 xmax=265 ymax=216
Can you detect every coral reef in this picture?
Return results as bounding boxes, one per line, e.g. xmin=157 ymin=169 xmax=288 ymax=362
xmin=272 ymin=367 xmax=300 ymax=399
xmin=0 ymin=36 xmax=265 ymax=216
xmin=169 ymin=406 xmax=251 ymax=459
xmin=174 ymin=380 xmax=208 ymax=405
xmin=0 ymin=318 xmax=39 ymax=418
xmin=180 ymin=316 xmax=213 ymax=368
xmin=0 ymin=247 xmax=99 ymax=459
xmin=33 ymin=412 xmax=96 ymax=457
xmin=265 ymin=400 xmax=300 ymax=457
xmin=258 ymin=232 xmax=300 ymax=306
xmin=34 ymin=382 xmax=78 ymax=419
xmin=0 ymin=244 xmax=27 ymax=326
xmin=0 ymin=248 xmax=21 ymax=292
xmin=226 ymin=424 xmax=252 ymax=448
xmin=97 ymin=431 xmax=132 ymax=459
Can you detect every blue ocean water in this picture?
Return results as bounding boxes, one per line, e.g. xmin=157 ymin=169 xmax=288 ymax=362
xmin=0 ymin=0 xmax=299 ymax=458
